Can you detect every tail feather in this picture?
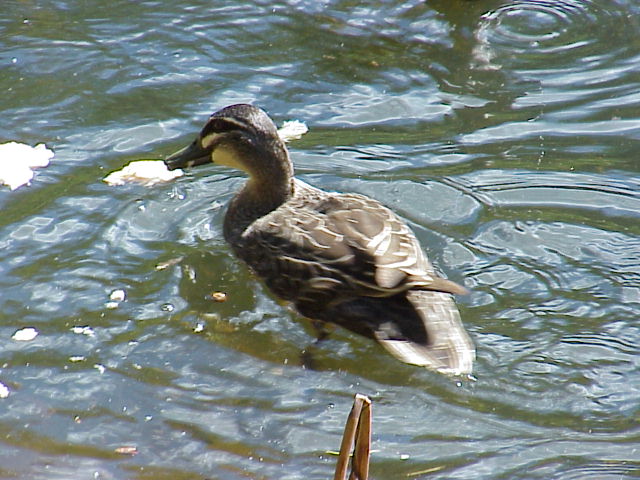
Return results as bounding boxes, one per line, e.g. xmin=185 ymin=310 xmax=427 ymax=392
xmin=320 ymin=290 xmax=474 ymax=375
xmin=374 ymin=290 xmax=474 ymax=375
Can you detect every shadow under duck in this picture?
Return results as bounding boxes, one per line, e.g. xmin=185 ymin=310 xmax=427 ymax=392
xmin=165 ymin=104 xmax=474 ymax=375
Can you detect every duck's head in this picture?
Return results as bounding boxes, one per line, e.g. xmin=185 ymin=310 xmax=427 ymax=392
xmin=164 ymin=104 xmax=292 ymax=182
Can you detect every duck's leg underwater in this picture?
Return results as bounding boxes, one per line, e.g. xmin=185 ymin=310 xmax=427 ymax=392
xmin=298 ymin=320 xmax=335 ymax=370
xmin=311 ymin=319 xmax=333 ymax=344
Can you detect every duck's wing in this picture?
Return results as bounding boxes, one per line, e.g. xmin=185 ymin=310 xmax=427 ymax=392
xmin=316 ymin=193 xmax=467 ymax=295
xmin=242 ymin=188 xmax=464 ymax=302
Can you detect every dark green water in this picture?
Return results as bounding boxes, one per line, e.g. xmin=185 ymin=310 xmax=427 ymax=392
xmin=1 ymin=1 xmax=639 ymax=479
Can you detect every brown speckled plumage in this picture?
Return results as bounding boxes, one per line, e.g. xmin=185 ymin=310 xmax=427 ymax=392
xmin=165 ymin=104 xmax=474 ymax=375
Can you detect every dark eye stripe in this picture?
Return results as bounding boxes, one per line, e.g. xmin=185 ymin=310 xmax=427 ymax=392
xmin=202 ymin=117 xmax=243 ymax=138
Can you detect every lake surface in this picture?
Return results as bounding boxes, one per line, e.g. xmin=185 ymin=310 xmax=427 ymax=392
xmin=1 ymin=1 xmax=639 ymax=478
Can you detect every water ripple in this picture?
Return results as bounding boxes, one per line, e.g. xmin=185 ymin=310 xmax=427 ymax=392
xmin=451 ymin=169 xmax=640 ymax=218
xmin=472 ymin=0 xmax=630 ymax=70
xmin=469 ymin=0 xmax=640 ymax=158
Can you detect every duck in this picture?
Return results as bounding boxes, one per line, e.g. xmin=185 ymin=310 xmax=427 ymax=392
xmin=165 ymin=104 xmax=474 ymax=375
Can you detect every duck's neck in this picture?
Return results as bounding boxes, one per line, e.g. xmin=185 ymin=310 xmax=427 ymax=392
xmin=223 ymin=149 xmax=295 ymax=245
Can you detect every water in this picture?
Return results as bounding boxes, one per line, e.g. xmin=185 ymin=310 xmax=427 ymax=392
xmin=1 ymin=1 xmax=639 ymax=478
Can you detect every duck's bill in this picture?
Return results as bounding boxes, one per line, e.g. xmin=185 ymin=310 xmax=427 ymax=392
xmin=164 ymin=140 xmax=210 ymax=171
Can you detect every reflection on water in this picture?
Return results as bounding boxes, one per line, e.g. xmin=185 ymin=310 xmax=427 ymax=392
xmin=1 ymin=0 xmax=639 ymax=478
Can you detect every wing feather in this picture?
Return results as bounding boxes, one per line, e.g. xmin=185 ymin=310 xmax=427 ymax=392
xmin=241 ymin=186 xmax=464 ymax=303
